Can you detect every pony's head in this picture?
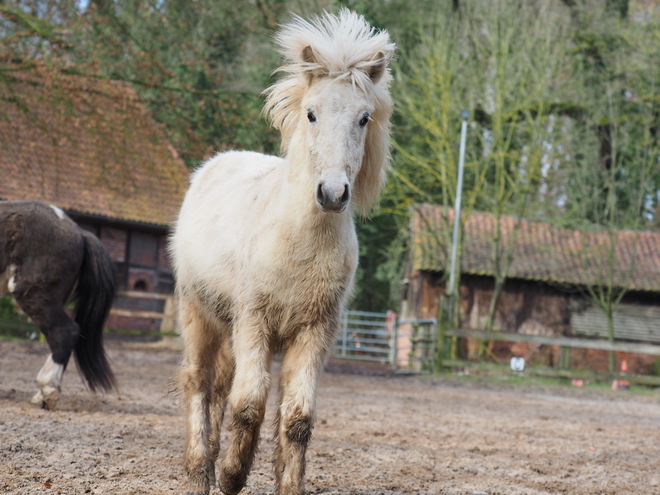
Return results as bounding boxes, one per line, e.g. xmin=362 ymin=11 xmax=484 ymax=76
xmin=264 ymin=9 xmax=395 ymax=215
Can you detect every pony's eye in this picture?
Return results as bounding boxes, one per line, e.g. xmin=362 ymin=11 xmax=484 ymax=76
xmin=359 ymin=114 xmax=370 ymax=127
xmin=307 ymin=110 xmax=316 ymax=123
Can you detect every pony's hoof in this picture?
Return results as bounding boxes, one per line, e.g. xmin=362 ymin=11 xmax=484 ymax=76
xmin=43 ymin=391 xmax=59 ymax=410
xmin=30 ymin=390 xmax=57 ymax=410
xmin=29 ymin=390 xmax=44 ymax=406
xmin=183 ymin=478 xmax=211 ymax=495
xmin=218 ymin=475 xmax=245 ymax=495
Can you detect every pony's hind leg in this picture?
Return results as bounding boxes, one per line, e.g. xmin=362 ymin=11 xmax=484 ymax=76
xmin=178 ymin=297 xmax=222 ymax=495
xmin=275 ymin=326 xmax=335 ymax=495
xmin=218 ymin=310 xmax=273 ymax=495
xmin=15 ymin=296 xmax=79 ymax=411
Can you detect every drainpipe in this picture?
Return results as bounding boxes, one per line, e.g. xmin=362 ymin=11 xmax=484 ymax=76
xmin=447 ymin=110 xmax=470 ymax=298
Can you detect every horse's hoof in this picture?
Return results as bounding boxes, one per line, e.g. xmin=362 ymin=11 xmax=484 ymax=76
xmin=29 ymin=390 xmax=44 ymax=406
xmin=183 ymin=479 xmax=210 ymax=495
xmin=29 ymin=390 xmax=57 ymax=410
xmin=218 ymin=477 xmax=245 ymax=495
xmin=42 ymin=392 xmax=59 ymax=410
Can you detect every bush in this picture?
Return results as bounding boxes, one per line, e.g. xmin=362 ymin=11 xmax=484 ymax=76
xmin=0 ymin=295 xmax=21 ymax=321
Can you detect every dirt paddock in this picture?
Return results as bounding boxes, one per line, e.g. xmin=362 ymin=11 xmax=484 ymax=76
xmin=1 ymin=339 xmax=659 ymax=495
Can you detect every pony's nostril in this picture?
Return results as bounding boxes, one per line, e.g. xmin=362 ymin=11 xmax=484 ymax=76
xmin=316 ymin=183 xmax=324 ymax=204
xmin=340 ymin=184 xmax=350 ymax=204
xmin=316 ymin=182 xmax=348 ymax=211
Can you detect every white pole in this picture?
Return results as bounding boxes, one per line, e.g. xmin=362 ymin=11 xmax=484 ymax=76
xmin=447 ymin=110 xmax=470 ymax=296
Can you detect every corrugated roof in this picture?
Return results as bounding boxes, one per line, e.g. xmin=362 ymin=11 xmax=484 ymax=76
xmin=411 ymin=204 xmax=660 ymax=293
xmin=0 ymin=61 xmax=189 ymax=227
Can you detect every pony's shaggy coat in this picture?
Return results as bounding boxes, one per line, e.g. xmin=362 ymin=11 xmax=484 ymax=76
xmin=171 ymin=10 xmax=394 ymax=495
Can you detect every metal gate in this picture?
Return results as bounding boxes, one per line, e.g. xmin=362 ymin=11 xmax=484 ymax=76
xmin=332 ymin=311 xmax=438 ymax=373
xmin=333 ymin=310 xmax=396 ymax=363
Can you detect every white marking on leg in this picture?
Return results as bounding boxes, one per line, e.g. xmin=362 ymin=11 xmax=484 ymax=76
xmin=49 ymin=204 xmax=66 ymax=220
xmin=29 ymin=389 xmax=44 ymax=406
xmin=189 ymin=393 xmax=208 ymax=459
xmin=35 ymin=354 xmax=65 ymax=410
xmin=6 ymin=264 xmax=17 ymax=294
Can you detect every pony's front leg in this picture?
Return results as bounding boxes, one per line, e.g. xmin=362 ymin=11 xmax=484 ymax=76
xmin=219 ymin=311 xmax=273 ymax=495
xmin=275 ymin=324 xmax=336 ymax=495
xmin=178 ymin=297 xmax=221 ymax=495
xmin=208 ymin=336 xmax=234 ymax=468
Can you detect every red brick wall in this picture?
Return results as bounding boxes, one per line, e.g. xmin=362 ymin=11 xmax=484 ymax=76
xmin=569 ymin=349 xmax=658 ymax=375
xmin=128 ymin=267 xmax=157 ymax=292
xmin=158 ymin=236 xmax=172 ymax=273
xmin=106 ymin=314 xmax=160 ymax=332
xmin=100 ymin=227 xmax=127 ymax=262
xmin=129 ymin=231 xmax=158 ymax=267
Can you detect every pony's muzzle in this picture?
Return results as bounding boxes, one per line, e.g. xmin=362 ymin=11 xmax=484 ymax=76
xmin=316 ymin=182 xmax=350 ymax=212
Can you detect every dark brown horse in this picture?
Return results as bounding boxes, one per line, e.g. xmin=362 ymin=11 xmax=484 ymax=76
xmin=0 ymin=200 xmax=117 ymax=409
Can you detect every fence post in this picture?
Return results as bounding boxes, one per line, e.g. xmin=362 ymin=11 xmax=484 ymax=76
xmin=341 ymin=311 xmax=348 ymax=357
xmin=559 ymin=346 xmax=571 ymax=370
xmin=432 ymin=319 xmax=440 ymax=372
xmin=391 ymin=316 xmax=399 ymax=370
xmin=386 ymin=310 xmax=397 ymax=367
xmin=160 ymin=296 xmax=177 ymax=334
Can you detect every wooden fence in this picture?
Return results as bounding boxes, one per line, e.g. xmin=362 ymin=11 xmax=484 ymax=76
xmin=439 ymin=327 xmax=660 ymax=386
xmin=109 ymin=291 xmax=178 ymax=335
xmin=0 ymin=291 xmax=178 ymax=340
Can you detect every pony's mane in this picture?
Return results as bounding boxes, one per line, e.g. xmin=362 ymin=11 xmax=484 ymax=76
xmin=263 ymin=8 xmax=395 ymax=214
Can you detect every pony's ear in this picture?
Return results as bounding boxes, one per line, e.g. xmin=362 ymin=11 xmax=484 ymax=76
xmin=302 ymin=45 xmax=316 ymax=64
xmin=301 ymin=45 xmax=326 ymax=83
xmin=367 ymin=51 xmax=388 ymax=83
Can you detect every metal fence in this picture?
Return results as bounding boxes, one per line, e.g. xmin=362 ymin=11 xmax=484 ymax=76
xmin=333 ymin=310 xmax=396 ymax=363
xmin=332 ymin=311 xmax=438 ymax=373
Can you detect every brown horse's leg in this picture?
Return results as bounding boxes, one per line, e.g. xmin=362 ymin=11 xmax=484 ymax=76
xmin=274 ymin=325 xmax=335 ymax=495
xmin=218 ymin=311 xmax=273 ymax=495
xmin=179 ymin=297 xmax=221 ymax=495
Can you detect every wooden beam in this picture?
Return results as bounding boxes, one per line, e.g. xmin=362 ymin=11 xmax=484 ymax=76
xmin=110 ymin=308 xmax=165 ymax=320
xmin=442 ymin=359 xmax=660 ymax=386
xmin=117 ymin=290 xmax=170 ymax=300
xmin=444 ymin=328 xmax=660 ymax=356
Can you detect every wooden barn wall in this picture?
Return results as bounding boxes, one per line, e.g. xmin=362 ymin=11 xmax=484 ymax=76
xmin=401 ymin=270 xmax=660 ymax=373
xmin=402 ymin=272 xmax=572 ymax=336
xmin=458 ymin=275 xmax=572 ymax=337
xmin=400 ymin=271 xmax=443 ymax=321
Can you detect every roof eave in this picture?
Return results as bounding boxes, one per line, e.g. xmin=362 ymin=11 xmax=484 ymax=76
xmin=64 ymin=209 xmax=171 ymax=235
xmin=416 ymin=266 xmax=660 ymax=295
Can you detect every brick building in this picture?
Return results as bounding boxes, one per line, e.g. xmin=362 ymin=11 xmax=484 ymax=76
xmin=0 ymin=61 xmax=190 ymax=330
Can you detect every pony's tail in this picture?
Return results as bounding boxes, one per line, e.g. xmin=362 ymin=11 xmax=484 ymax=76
xmin=73 ymin=230 xmax=118 ymax=393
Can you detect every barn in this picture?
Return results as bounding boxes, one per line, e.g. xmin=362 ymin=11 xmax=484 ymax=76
xmin=0 ymin=61 xmax=190 ymax=330
xmin=401 ymin=204 xmax=660 ymax=374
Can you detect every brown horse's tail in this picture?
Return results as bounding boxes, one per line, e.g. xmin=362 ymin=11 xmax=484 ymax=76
xmin=73 ymin=230 xmax=118 ymax=393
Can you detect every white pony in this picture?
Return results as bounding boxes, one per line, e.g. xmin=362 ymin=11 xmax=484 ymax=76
xmin=170 ymin=9 xmax=394 ymax=495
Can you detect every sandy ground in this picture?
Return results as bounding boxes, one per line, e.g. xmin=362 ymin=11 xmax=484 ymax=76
xmin=1 ymin=339 xmax=659 ymax=495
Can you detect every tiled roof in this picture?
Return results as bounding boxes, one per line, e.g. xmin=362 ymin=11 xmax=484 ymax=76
xmin=0 ymin=61 xmax=189 ymax=227
xmin=411 ymin=204 xmax=660 ymax=293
